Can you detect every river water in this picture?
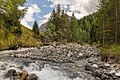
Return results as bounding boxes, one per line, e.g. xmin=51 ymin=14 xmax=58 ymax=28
xmin=0 ymin=45 xmax=98 ymax=80
xmin=0 ymin=54 xmax=82 ymax=80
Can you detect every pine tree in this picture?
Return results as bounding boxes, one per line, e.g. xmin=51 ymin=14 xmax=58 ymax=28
xmin=50 ymin=9 xmax=56 ymax=24
xmin=60 ymin=10 xmax=71 ymax=42
xmin=115 ymin=0 xmax=118 ymax=44
xmin=32 ymin=21 xmax=39 ymax=35
xmin=97 ymin=0 xmax=120 ymax=45
xmin=44 ymin=22 xmax=56 ymax=41
xmin=97 ymin=0 xmax=112 ymax=45
xmin=70 ymin=13 xmax=80 ymax=42
xmin=56 ymin=4 xmax=61 ymax=41
xmin=0 ymin=0 xmax=26 ymax=36
xmin=45 ymin=9 xmax=57 ymax=41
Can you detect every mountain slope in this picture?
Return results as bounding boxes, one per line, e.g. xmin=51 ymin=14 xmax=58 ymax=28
xmin=39 ymin=15 xmax=72 ymax=32
xmin=39 ymin=22 xmax=48 ymax=32
xmin=0 ymin=26 xmax=40 ymax=50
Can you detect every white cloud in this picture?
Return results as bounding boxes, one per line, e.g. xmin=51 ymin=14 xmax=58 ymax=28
xmin=49 ymin=0 xmax=99 ymax=19
xmin=20 ymin=4 xmax=41 ymax=29
xmin=39 ymin=0 xmax=98 ymax=26
xmin=20 ymin=19 xmax=32 ymax=29
xmin=67 ymin=11 xmax=72 ymax=17
xmin=24 ymin=4 xmax=41 ymax=22
xmin=39 ymin=12 xmax=51 ymax=26
xmin=39 ymin=20 xmax=48 ymax=26
xmin=43 ymin=12 xmax=51 ymax=20
xmin=50 ymin=0 xmax=72 ymax=7
xmin=18 ymin=6 xmax=25 ymax=10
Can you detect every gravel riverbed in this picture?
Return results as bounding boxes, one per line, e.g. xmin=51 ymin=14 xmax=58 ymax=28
xmin=0 ymin=43 xmax=120 ymax=80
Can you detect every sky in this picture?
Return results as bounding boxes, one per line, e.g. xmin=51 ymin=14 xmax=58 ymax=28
xmin=20 ymin=0 xmax=99 ymax=29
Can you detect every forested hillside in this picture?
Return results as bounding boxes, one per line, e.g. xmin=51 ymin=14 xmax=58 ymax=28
xmin=39 ymin=0 xmax=120 ymax=62
xmin=78 ymin=0 xmax=120 ymax=45
xmin=40 ymin=0 xmax=120 ymax=45
xmin=40 ymin=4 xmax=86 ymax=43
xmin=96 ymin=0 xmax=120 ymax=62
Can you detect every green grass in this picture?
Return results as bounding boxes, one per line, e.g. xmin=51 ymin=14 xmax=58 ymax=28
xmin=100 ymin=44 xmax=120 ymax=63
xmin=0 ymin=26 xmax=41 ymax=50
xmin=19 ymin=26 xmax=40 ymax=47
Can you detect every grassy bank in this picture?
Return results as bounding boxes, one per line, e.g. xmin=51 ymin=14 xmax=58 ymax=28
xmin=100 ymin=45 xmax=120 ymax=63
xmin=0 ymin=26 xmax=41 ymax=50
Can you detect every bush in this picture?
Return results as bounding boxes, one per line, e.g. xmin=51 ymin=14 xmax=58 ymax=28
xmin=100 ymin=44 xmax=120 ymax=63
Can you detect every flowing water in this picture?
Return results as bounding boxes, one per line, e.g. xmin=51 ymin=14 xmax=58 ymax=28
xmin=0 ymin=54 xmax=82 ymax=80
xmin=0 ymin=46 xmax=97 ymax=80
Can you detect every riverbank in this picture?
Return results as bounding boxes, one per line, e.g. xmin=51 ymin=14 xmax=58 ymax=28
xmin=0 ymin=47 xmax=37 ymax=55
xmin=0 ymin=43 xmax=120 ymax=80
xmin=100 ymin=44 xmax=120 ymax=63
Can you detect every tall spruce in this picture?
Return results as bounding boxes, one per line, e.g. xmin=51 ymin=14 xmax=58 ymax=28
xmin=43 ymin=4 xmax=71 ymax=42
xmin=32 ymin=21 xmax=39 ymax=35
xmin=97 ymin=0 xmax=120 ymax=45
xmin=115 ymin=0 xmax=118 ymax=44
xmin=60 ymin=10 xmax=70 ymax=42
xmin=70 ymin=13 xmax=80 ymax=42
xmin=56 ymin=4 xmax=61 ymax=41
xmin=45 ymin=22 xmax=56 ymax=41
xmin=78 ymin=14 xmax=97 ymax=43
xmin=97 ymin=0 xmax=113 ymax=45
xmin=45 ymin=9 xmax=57 ymax=41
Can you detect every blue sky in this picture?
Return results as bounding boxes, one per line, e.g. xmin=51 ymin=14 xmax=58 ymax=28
xmin=20 ymin=0 xmax=99 ymax=29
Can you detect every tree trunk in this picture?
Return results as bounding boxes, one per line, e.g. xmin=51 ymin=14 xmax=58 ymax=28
xmin=102 ymin=18 xmax=105 ymax=46
xmin=115 ymin=0 xmax=118 ymax=44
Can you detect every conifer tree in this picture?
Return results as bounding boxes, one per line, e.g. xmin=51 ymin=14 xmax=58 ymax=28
xmin=0 ymin=0 xmax=26 ymax=36
xmin=60 ymin=10 xmax=71 ymax=42
xmin=56 ymin=4 xmax=61 ymax=41
xmin=70 ymin=13 xmax=80 ymax=42
xmin=97 ymin=0 xmax=119 ymax=44
xmin=33 ymin=21 xmax=39 ymax=35
xmin=45 ymin=23 xmax=56 ymax=41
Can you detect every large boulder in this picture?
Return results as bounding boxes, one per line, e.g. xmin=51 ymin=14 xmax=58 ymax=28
xmin=20 ymin=70 xmax=28 ymax=80
xmin=5 ymin=69 xmax=16 ymax=78
xmin=84 ymin=64 xmax=96 ymax=72
xmin=26 ymin=73 xmax=38 ymax=80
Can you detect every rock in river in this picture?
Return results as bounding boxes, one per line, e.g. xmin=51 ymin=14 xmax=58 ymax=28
xmin=5 ymin=69 xmax=16 ymax=78
xmin=26 ymin=73 xmax=38 ymax=80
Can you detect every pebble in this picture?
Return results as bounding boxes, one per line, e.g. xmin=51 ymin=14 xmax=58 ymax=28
xmin=105 ymin=63 xmax=110 ymax=67
xmin=115 ymin=72 xmax=120 ymax=77
xmin=109 ymin=69 xmax=116 ymax=74
xmin=92 ymin=64 xmax=99 ymax=68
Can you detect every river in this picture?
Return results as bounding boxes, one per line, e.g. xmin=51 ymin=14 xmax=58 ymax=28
xmin=0 ymin=43 xmax=103 ymax=80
